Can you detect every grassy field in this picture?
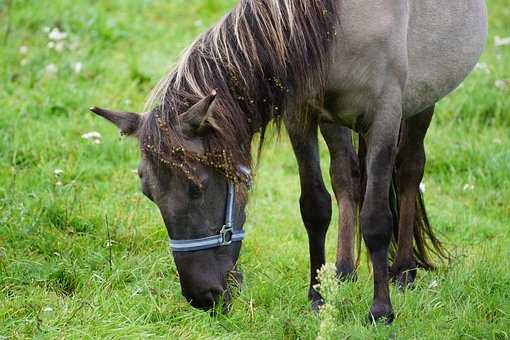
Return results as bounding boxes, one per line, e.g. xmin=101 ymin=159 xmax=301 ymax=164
xmin=1 ymin=0 xmax=509 ymax=338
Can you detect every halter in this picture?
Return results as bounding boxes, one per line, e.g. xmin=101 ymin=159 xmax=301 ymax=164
xmin=169 ymin=166 xmax=251 ymax=252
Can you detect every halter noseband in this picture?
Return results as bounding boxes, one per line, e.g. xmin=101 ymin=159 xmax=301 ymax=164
xmin=169 ymin=166 xmax=251 ymax=252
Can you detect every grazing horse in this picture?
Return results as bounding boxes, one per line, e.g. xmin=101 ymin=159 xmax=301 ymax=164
xmin=91 ymin=0 xmax=487 ymax=323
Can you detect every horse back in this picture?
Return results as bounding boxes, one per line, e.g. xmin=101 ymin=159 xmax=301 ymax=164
xmin=324 ymin=0 xmax=487 ymax=124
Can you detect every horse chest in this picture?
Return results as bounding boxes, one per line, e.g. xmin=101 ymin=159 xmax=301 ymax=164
xmin=323 ymin=58 xmax=392 ymax=129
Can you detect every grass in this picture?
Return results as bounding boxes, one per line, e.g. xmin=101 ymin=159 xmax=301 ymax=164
xmin=1 ymin=0 xmax=509 ymax=338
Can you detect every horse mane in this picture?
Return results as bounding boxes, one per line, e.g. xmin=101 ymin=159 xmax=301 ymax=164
xmin=140 ymin=0 xmax=339 ymax=178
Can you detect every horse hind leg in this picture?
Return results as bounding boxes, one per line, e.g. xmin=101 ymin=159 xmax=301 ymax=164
xmin=320 ymin=122 xmax=360 ymax=281
xmin=391 ymin=106 xmax=435 ymax=289
xmin=287 ymin=119 xmax=332 ymax=312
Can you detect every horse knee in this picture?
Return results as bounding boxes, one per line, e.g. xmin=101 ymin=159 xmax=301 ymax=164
xmin=331 ymin=164 xmax=360 ymax=198
xmin=397 ymin=150 xmax=425 ymax=187
xmin=329 ymin=146 xmax=360 ymax=198
xmin=299 ymin=187 xmax=332 ymax=232
xmin=360 ymin=206 xmax=392 ymax=251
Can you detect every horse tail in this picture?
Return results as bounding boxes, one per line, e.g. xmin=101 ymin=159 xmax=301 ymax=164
xmin=411 ymin=188 xmax=451 ymax=269
xmin=356 ymin=135 xmax=450 ymax=270
xmin=388 ymin=174 xmax=399 ymax=264
xmin=355 ymin=134 xmax=367 ymax=268
xmin=388 ymin=172 xmax=451 ymax=270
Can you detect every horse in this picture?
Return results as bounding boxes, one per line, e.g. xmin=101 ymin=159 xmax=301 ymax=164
xmin=90 ymin=0 xmax=487 ymax=323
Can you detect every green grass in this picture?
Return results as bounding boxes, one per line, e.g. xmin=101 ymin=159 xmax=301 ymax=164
xmin=1 ymin=0 xmax=509 ymax=338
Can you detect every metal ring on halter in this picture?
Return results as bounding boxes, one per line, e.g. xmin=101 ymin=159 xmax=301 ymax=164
xmin=169 ymin=166 xmax=251 ymax=252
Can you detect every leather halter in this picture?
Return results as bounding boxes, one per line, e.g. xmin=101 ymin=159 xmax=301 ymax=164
xmin=169 ymin=166 xmax=251 ymax=252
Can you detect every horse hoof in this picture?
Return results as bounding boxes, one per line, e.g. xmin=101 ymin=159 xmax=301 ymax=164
xmin=336 ymin=264 xmax=357 ymax=282
xmin=390 ymin=265 xmax=417 ymax=290
xmin=395 ymin=273 xmax=416 ymax=291
xmin=309 ymin=288 xmax=325 ymax=314
xmin=311 ymin=297 xmax=325 ymax=314
xmin=368 ymin=305 xmax=395 ymax=325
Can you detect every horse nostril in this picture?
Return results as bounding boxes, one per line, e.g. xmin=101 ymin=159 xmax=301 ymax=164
xmin=189 ymin=291 xmax=214 ymax=310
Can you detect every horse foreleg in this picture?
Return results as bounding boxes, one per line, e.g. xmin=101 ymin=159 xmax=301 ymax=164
xmin=361 ymin=92 xmax=402 ymax=324
xmin=320 ymin=122 xmax=360 ymax=281
xmin=391 ymin=106 xmax=434 ymax=288
xmin=288 ymin=120 xmax=332 ymax=312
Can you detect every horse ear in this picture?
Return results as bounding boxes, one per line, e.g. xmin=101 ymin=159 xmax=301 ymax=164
xmin=180 ymin=90 xmax=221 ymax=137
xmin=89 ymin=107 xmax=141 ymax=136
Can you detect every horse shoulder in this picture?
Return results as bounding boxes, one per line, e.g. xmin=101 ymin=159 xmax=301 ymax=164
xmin=325 ymin=1 xmax=410 ymax=125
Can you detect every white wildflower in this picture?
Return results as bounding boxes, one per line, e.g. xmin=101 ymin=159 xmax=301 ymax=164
xmin=45 ymin=63 xmax=58 ymax=75
xmin=495 ymin=80 xmax=508 ymax=90
xmin=81 ymin=131 xmax=102 ymax=144
xmin=494 ymin=36 xmax=510 ymax=48
xmin=73 ymin=62 xmax=83 ymax=74
xmin=19 ymin=45 xmax=29 ymax=55
xmin=53 ymin=169 xmax=64 ymax=177
xmin=48 ymin=27 xmax=67 ymax=41
xmin=106 ymin=239 xmax=116 ymax=247
xmin=475 ymin=62 xmax=490 ymax=74
xmin=54 ymin=41 xmax=65 ymax=53
xmin=43 ymin=26 xmax=51 ymax=33
xmin=43 ymin=306 xmax=53 ymax=312
xmin=56 ymin=181 xmax=63 ymax=187
xmin=463 ymin=184 xmax=474 ymax=192
xmin=82 ymin=131 xmax=101 ymax=139
xmin=48 ymin=40 xmax=65 ymax=52
xmin=20 ymin=58 xmax=29 ymax=66
xmin=419 ymin=182 xmax=426 ymax=193
xmin=428 ymin=280 xmax=439 ymax=289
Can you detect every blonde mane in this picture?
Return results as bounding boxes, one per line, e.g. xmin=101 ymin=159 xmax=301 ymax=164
xmin=140 ymin=0 xmax=339 ymax=172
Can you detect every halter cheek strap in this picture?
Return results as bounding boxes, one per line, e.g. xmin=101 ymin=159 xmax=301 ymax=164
xmin=169 ymin=167 xmax=251 ymax=252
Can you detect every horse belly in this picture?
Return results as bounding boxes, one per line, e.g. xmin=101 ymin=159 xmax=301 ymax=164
xmin=403 ymin=0 xmax=487 ymax=116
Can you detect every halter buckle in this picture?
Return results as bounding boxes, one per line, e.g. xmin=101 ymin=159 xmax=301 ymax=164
xmin=220 ymin=224 xmax=234 ymax=246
